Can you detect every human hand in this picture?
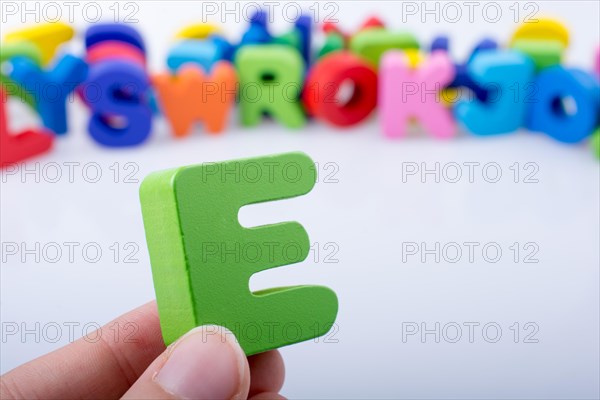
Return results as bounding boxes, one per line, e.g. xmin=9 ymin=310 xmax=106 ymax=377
xmin=0 ymin=302 xmax=285 ymax=399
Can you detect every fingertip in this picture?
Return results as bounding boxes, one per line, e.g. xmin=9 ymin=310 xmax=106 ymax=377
xmin=123 ymin=325 xmax=250 ymax=400
xmin=248 ymin=350 xmax=285 ymax=397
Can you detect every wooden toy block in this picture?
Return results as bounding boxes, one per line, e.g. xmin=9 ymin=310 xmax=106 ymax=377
xmin=591 ymin=128 xmax=600 ymax=159
xmin=85 ymin=61 xmax=152 ymax=146
xmin=511 ymin=39 xmax=563 ymax=71
xmin=510 ymin=18 xmax=569 ymax=48
xmin=527 ymin=67 xmax=600 ymax=143
xmin=0 ymin=41 xmax=42 ymax=108
xmin=176 ymin=23 xmax=221 ymax=40
xmin=87 ymin=41 xmax=146 ymax=67
xmin=350 ymin=30 xmax=419 ymax=68
xmin=0 ymin=89 xmax=53 ymax=166
xmin=152 ymin=63 xmax=237 ymax=136
xmin=85 ymin=23 xmax=146 ymax=53
xmin=139 ymin=152 xmax=339 ymax=355
xmin=303 ymin=52 xmax=377 ymax=127
xmin=5 ymin=22 xmax=73 ymax=65
xmin=10 ymin=54 xmax=88 ymax=134
xmin=454 ymin=50 xmax=535 ymax=135
xmin=379 ymin=51 xmax=456 ymax=139
xmin=235 ymin=45 xmax=306 ymax=129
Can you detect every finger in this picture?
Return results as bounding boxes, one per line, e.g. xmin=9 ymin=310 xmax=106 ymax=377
xmin=122 ymin=325 xmax=250 ymax=400
xmin=248 ymin=350 xmax=285 ymax=397
xmin=0 ymin=302 xmax=165 ymax=400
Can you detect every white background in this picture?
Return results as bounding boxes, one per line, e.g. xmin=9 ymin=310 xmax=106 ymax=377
xmin=1 ymin=1 xmax=599 ymax=399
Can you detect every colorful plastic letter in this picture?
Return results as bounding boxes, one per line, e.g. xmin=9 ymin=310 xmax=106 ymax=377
xmin=85 ymin=61 xmax=152 ymax=146
xmin=238 ymin=10 xmax=272 ymax=49
xmin=0 ymin=89 xmax=53 ymax=166
xmin=167 ymin=38 xmax=231 ymax=72
xmin=591 ymin=128 xmax=600 ymax=159
xmin=431 ymin=36 xmax=497 ymax=102
xmin=274 ymin=15 xmax=313 ymax=65
xmin=318 ymin=32 xmax=345 ymax=58
xmin=176 ymin=23 xmax=221 ymax=40
xmin=350 ymin=30 xmax=419 ymax=67
xmin=87 ymin=41 xmax=146 ymax=66
xmin=85 ymin=23 xmax=146 ymax=53
xmin=4 ymin=22 xmax=74 ymax=65
xmin=139 ymin=152 xmax=339 ymax=354
xmin=10 ymin=54 xmax=88 ymax=134
xmin=379 ymin=51 xmax=456 ymax=139
xmin=511 ymin=39 xmax=562 ymax=71
xmin=152 ymin=63 xmax=237 ymax=136
xmin=509 ymin=18 xmax=568 ymax=72
xmin=0 ymin=41 xmax=42 ymax=108
xmin=273 ymin=30 xmax=301 ymax=51
xmin=303 ymin=52 xmax=377 ymax=127
xmin=359 ymin=16 xmax=385 ymax=31
xmin=235 ymin=45 xmax=306 ymax=128
xmin=527 ymin=67 xmax=600 ymax=143
xmin=430 ymin=36 xmax=449 ymax=53
xmin=454 ymin=50 xmax=535 ymax=135
xmin=510 ymin=18 xmax=569 ymax=48
xmin=294 ymin=15 xmax=312 ymax=65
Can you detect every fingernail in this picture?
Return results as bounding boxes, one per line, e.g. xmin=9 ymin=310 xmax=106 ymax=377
xmin=155 ymin=325 xmax=247 ymax=400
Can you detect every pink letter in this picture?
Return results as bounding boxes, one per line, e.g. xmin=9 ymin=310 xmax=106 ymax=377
xmin=379 ymin=51 xmax=456 ymax=139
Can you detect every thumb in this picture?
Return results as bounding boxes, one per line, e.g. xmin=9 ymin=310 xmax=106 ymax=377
xmin=122 ymin=325 xmax=250 ymax=400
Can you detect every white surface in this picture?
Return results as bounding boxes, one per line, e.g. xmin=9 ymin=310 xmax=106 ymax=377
xmin=1 ymin=1 xmax=599 ymax=399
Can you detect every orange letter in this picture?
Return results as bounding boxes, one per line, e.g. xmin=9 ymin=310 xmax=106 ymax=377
xmin=153 ymin=62 xmax=237 ymax=137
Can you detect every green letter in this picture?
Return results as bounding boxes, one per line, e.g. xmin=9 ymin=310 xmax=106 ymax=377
xmin=235 ymin=45 xmax=306 ymax=129
xmin=140 ymin=152 xmax=338 ymax=355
